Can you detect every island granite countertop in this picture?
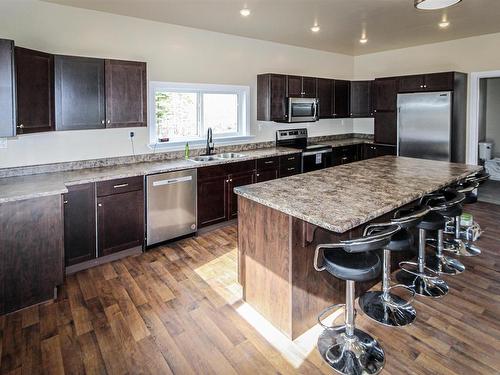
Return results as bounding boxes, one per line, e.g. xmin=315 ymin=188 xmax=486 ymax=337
xmin=0 ymin=146 xmax=300 ymax=204
xmin=234 ymin=156 xmax=482 ymax=233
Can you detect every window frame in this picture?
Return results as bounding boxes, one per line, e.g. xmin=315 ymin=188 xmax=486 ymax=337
xmin=149 ymin=81 xmax=251 ymax=149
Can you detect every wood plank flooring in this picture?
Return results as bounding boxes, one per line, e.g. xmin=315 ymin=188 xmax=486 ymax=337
xmin=1 ymin=202 xmax=499 ymax=374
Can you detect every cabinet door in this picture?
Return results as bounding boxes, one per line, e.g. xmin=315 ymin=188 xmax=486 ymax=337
xmin=105 ymin=60 xmax=147 ymax=128
xmin=317 ymin=78 xmax=333 ymax=118
xmin=255 ymin=168 xmax=278 ymax=183
xmin=54 ymin=56 xmax=105 ymax=131
xmin=373 ymin=78 xmax=397 ymax=111
xmin=0 ymin=39 xmax=15 ymax=137
xmin=350 ymin=81 xmax=373 ymax=118
xmin=302 ymin=77 xmax=317 ymax=98
xmin=332 ymin=145 xmax=359 ymax=166
xmin=15 ymin=47 xmax=54 ymax=134
xmin=97 ymin=190 xmax=144 ymax=256
xmin=375 ymin=144 xmax=397 ymax=157
xmin=270 ymin=74 xmax=287 ymax=121
xmin=198 ymin=175 xmax=228 ymax=227
xmin=333 ymin=80 xmax=350 ymax=118
xmin=64 ymin=183 xmax=96 ymax=266
xmin=287 ymin=75 xmax=302 ymax=97
xmin=398 ymin=75 xmax=424 ymax=93
xmin=279 ymin=153 xmax=302 ymax=177
xmin=374 ymin=111 xmax=397 ymax=145
xmin=424 ymin=72 xmax=454 ymax=91
xmin=228 ymin=171 xmax=255 ymax=219
xmin=363 ymin=144 xmax=378 ymax=159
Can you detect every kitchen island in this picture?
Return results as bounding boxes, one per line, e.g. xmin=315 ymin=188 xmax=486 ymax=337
xmin=234 ymin=156 xmax=481 ymax=339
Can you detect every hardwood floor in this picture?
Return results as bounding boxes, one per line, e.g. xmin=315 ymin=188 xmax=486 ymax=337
xmin=0 ymin=202 xmax=499 ymax=374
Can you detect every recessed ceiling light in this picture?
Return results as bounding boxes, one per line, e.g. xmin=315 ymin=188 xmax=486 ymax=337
xmin=439 ymin=21 xmax=450 ymax=28
xmin=359 ymin=37 xmax=368 ymax=44
xmin=311 ymin=25 xmax=320 ymax=33
xmin=240 ymin=8 xmax=251 ymax=17
xmin=415 ymin=0 xmax=462 ymax=10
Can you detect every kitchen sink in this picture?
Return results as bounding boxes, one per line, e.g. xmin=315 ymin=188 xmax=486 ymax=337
xmin=189 ymin=155 xmax=220 ymax=162
xmin=216 ymin=153 xmax=246 ymax=159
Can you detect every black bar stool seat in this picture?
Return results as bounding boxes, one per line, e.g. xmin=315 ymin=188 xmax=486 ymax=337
xmin=324 ymin=251 xmax=381 ymax=282
xmin=438 ymin=204 xmax=462 ymax=218
xmin=386 ymin=229 xmax=413 ymax=251
xmin=417 ymin=211 xmax=447 ymax=231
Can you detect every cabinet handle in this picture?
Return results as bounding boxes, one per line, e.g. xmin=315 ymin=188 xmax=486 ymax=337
xmin=341 ymin=157 xmax=348 ymax=161
xmin=98 ymin=203 xmax=102 ymax=207
xmin=287 ymin=156 xmax=296 ymax=161
xmin=264 ymin=160 xmax=274 ymax=164
xmin=107 ymin=120 xmax=111 ymax=124
xmin=113 ymin=183 xmax=129 ymax=189
xmin=424 ymin=85 xmax=427 ymax=88
xmin=287 ymin=167 xmax=295 ymax=171
xmin=373 ymin=110 xmax=377 ymax=113
xmin=17 ymin=124 xmax=24 ymax=129
xmin=63 ymin=200 xmax=68 ymax=204
xmin=101 ymin=120 xmax=105 ymax=125
xmin=230 ymin=179 xmax=233 ymax=182
xmin=256 ymin=173 xmax=260 ymax=177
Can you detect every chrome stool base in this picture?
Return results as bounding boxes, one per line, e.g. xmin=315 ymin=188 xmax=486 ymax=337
xmin=395 ymin=271 xmax=449 ymax=298
xmin=425 ymin=253 xmax=465 ymax=275
xmin=443 ymin=238 xmax=481 ymax=257
xmin=318 ymin=327 xmax=385 ymax=375
xmin=359 ymin=291 xmax=416 ymax=327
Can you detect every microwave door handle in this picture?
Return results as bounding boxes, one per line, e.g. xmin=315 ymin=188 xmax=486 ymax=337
xmin=313 ymin=100 xmax=318 ymax=120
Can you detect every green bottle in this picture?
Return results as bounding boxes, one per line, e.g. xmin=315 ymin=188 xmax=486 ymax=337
xmin=184 ymin=142 xmax=190 ymax=159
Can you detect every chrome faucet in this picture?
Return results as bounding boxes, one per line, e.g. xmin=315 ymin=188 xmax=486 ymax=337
xmin=205 ymin=127 xmax=214 ymax=155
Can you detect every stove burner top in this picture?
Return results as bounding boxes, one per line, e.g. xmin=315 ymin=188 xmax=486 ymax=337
xmin=276 ymin=128 xmax=332 ymax=152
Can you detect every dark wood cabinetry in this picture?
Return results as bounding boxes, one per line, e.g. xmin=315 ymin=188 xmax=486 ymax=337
xmin=105 ymin=60 xmax=147 ymax=128
xmin=0 ymin=39 xmax=15 ymax=137
xmin=398 ymin=72 xmax=454 ymax=93
xmin=286 ymin=75 xmax=316 ymax=98
xmin=255 ymin=156 xmax=279 ymax=183
xmin=279 ymin=153 xmax=302 ymax=177
xmin=54 ymin=56 xmax=105 ymax=131
xmin=350 ymin=81 xmax=373 ymax=118
xmin=229 ymin=171 xmax=255 ymax=219
xmin=362 ymin=143 xmax=397 ymax=159
xmin=63 ymin=183 xmax=96 ymax=266
xmin=373 ymin=78 xmax=397 ymax=112
xmin=257 ymin=73 xmax=287 ymax=121
xmin=374 ymin=111 xmax=397 ymax=145
xmin=15 ymin=47 xmax=55 ymax=134
xmin=332 ymin=145 xmax=359 ymax=166
xmin=317 ymin=78 xmax=333 ymax=119
xmin=0 ymin=196 xmax=64 ymax=315
xmin=373 ymin=77 xmax=398 ymax=145
xmin=398 ymin=75 xmax=424 ymax=93
xmin=333 ymin=80 xmax=350 ymax=118
xmin=301 ymin=77 xmax=317 ymax=98
xmin=97 ymin=176 xmax=144 ymax=256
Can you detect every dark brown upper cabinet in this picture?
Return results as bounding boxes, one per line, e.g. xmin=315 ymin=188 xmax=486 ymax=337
xmin=257 ymin=73 xmax=287 ymax=121
xmin=398 ymin=72 xmax=454 ymax=93
xmin=350 ymin=81 xmax=373 ymax=118
xmin=333 ymin=80 xmax=350 ymax=118
xmin=374 ymin=111 xmax=397 ymax=145
xmin=286 ymin=75 xmax=317 ymax=98
xmin=0 ymin=39 xmax=15 ymax=137
xmin=55 ymin=56 xmax=106 ymax=131
xmin=63 ymin=183 xmax=96 ymax=266
xmin=15 ymin=47 xmax=55 ymax=134
xmin=317 ymin=78 xmax=333 ymax=119
xmin=105 ymin=59 xmax=147 ymax=128
xmin=373 ymin=77 xmax=397 ymax=112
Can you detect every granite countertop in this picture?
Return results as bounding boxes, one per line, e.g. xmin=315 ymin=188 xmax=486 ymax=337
xmin=321 ymin=138 xmax=374 ymax=148
xmin=234 ymin=156 xmax=482 ymax=233
xmin=0 ymin=146 xmax=300 ymax=204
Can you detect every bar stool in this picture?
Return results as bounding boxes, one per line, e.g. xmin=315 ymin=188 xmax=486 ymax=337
xmin=358 ymin=205 xmax=429 ymax=327
xmin=424 ymin=189 xmax=466 ymax=275
xmin=314 ymin=224 xmax=400 ymax=375
xmin=395 ymin=209 xmax=449 ymax=298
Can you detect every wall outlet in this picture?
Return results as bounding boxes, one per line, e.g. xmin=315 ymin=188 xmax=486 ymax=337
xmin=0 ymin=138 xmax=7 ymax=149
xmin=128 ymin=131 xmax=135 ymax=140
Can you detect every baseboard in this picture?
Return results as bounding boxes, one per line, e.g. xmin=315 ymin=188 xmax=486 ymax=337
xmin=65 ymin=246 xmax=143 ymax=275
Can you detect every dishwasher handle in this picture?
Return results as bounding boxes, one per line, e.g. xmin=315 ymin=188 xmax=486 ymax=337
xmin=152 ymin=175 xmax=193 ymax=187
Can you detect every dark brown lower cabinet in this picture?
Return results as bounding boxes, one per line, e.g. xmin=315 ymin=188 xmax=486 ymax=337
xmin=332 ymin=145 xmax=359 ymax=166
xmin=279 ymin=153 xmax=302 ymax=177
xmin=63 ymin=183 xmax=96 ymax=266
xmin=229 ymin=171 xmax=255 ymax=219
xmin=197 ymin=174 xmax=229 ymax=227
xmin=255 ymin=168 xmax=279 ymax=183
xmin=362 ymin=143 xmax=397 ymax=159
xmin=0 ymin=39 xmax=15 ymax=137
xmin=97 ymin=177 xmax=144 ymax=256
xmin=0 ymin=195 xmax=64 ymax=315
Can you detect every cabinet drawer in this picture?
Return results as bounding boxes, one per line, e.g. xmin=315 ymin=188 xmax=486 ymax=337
xmin=257 ymin=156 xmax=279 ymax=169
xmin=97 ymin=176 xmax=143 ymax=197
xmin=280 ymin=153 xmax=301 ymax=167
xmin=280 ymin=165 xmax=301 ymax=178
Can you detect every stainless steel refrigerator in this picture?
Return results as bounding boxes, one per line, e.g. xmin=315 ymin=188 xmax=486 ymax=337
xmin=397 ymin=91 xmax=461 ymax=162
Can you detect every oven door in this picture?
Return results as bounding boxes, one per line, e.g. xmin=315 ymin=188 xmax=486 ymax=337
xmin=302 ymin=150 xmax=332 ymax=172
xmin=288 ymin=98 xmax=318 ymax=122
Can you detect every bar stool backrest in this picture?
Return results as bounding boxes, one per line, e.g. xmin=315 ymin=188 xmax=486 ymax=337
xmin=392 ymin=205 xmax=430 ymax=229
xmin=341 ymin=225 xmax=400 ymax=253
xmin=421 ymin=188 xmax=465 ymax=211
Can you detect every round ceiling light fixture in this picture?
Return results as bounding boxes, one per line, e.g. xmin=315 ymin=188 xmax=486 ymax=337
xmin=359 ymin=37 xmax=368 ymax=44
xmin=439 ymin=20 xmax=450 ymax=28
xmin=414 ymin=0 xmax=462 ymax=10
xmin=311 ymin=24 xmax=320 ymax=33
xmin=240 ymin=8 xmax=251 ymax=17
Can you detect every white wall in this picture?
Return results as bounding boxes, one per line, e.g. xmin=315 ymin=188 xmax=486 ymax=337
xmin=352 ymin=32 xmax=500 ymax=151
xmin=0 ymin=0 xmax=354 ymax=168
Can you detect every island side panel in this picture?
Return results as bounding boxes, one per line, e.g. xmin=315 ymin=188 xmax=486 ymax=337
xmin=238 ymin=196 xmax=293 ymax=337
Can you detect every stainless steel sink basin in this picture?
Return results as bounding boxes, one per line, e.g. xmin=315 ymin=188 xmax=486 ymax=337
xmin=215 ymin=153 xmax=246 ymax=159
xmin=188 ymin=155 xmax=220 ymax=162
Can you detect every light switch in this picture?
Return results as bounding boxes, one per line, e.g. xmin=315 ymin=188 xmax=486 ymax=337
xmin=0 ymin=138 xmax=7 ymax=149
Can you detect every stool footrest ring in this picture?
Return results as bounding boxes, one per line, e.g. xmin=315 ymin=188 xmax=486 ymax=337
xmin=399 ymin=261 xmax=440 ymax=280
xmin=317 ymin=303 xmax=346 ymax=331
xmin=384 ymin=284 xmax=416 ymax=308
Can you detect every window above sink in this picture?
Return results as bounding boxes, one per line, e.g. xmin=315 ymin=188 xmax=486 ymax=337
xmin=149 ymin=81 xmax=252 ymax=150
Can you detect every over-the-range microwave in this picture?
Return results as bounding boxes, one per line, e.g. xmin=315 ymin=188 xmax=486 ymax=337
xmin=286 ymin=97 xmax=318 ymax=123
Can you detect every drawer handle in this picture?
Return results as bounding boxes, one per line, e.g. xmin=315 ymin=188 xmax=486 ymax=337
xmin=113 ymin=183 xmax=129 ymax=189
xmin=256 ymin=173 xmax=260 ymax=177
xmin=287 ymin=157 xmax=296 ymax=161
xmin=264 ymin=160 xmax=274 ymax=164
xmin=287 ymin=167 xmax=295 ymax=171
xmin=341 ymin=157 xmax=348 ymax=161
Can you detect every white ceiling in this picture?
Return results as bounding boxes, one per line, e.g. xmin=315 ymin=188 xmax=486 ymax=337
xmin=42 ymin=0 xmax=500 ymax=55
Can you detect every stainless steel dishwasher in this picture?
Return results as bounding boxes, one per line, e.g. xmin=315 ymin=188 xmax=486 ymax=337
xmin=146 ymin=169 xmax=197 ymax=246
